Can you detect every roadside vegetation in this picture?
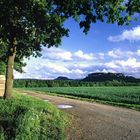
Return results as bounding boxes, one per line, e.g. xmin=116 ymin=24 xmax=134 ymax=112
xmin=21 ymin=86 xmax=140 ymax=111
xmin=0 ymin=92 xmax=68 ymax=140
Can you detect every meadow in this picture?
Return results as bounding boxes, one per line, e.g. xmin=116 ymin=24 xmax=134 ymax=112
xmin=23 ymin=86 xmax=140 ymax=110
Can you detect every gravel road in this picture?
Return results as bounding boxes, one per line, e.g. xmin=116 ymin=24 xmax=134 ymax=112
xmin=24 ymin=91 xmax=140 ymax=140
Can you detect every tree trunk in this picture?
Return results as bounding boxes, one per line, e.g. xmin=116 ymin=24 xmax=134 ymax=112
xmin=4 ymin=51 xmax=16 ymax=99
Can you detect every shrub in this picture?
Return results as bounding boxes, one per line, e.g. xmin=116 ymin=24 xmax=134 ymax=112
xmin=0 ymin=93 xmax=68 ymax=140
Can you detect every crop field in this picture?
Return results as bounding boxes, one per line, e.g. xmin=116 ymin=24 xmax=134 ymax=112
xmin=22 ymin=86 xmax=140 ymax=110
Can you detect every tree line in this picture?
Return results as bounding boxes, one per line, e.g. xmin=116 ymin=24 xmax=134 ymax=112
xmin=14 ymin=79 xmax=140 ymax=88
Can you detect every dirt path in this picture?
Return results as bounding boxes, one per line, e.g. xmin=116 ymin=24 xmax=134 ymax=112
xmin=22 ymin=91 xmax=140 ymax=140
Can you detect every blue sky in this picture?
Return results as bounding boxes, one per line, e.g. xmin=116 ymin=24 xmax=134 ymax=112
xmin=15 ymin=16 xmax=140 ymax=79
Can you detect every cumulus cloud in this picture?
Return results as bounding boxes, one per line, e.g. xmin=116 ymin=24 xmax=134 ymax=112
xmin=116 ymin=58 xmax=140 ymax=68
xmin=108 ymin=26 xmax=140 ymax=42
xmin=108 ymin=50 xmax=122 ymax=58
xmin=41 ymin=48 xmax=98 ymax=61
xmin=137 ymin=50 xmax=140 ymax=56
xmin=15 ymin=60 xmax=88 ymax=79
xmin=14 ymin=47 xmax=140 ymax=79
xmin=104 ymin=58 xmax=140 ymax=76
xmin=41 ymin=62 xmax=70 ymax=74
xmin=42 ymin=47 xmax=72 ymax=61
xmin=107 ymin=49 xmax=135 ymax=58
xmin=73 ymin=63 xmax=93 ymax=69
xmin=74 ymin=50 xmax=95 ymax=60
xmin=40 ymin=62 xmax=87 ymax=79
xmin=104 ymin=62 xmax=119 ymax=69
xmin=14 ymin=48 xmax=102 ymax=79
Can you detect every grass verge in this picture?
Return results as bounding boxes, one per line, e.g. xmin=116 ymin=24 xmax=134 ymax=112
xmin=0 ymin=92 xmax=69 ymax=140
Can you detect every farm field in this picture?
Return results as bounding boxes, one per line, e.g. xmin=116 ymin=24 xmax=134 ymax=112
xmin=22 ymin=86 xmax=140 ymax=110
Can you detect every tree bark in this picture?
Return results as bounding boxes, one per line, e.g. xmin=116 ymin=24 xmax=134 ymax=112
xmin=4 ymin=50 xmax=16 ymax=99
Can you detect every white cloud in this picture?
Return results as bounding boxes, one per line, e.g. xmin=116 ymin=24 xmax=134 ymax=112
xmin=74 ymin=50 xmax=95 ymax=60
xmin=14 ymin=47 xmax=140 ymax=79
xmin=14 ymin=48 xmax=101 ymax=79
xmin=107 ymin=49 xmax=135 ymax=58
xmin=104 ymin=62 xmax=119 ymax=69
xmin=137 ymin=50 xmax=140 ymax=56
xmin=40 ymin=62 xmax=87 ymax=79
xmin=104 ymin=58 xmax=140 ymax=76
xmin=108 ymin=50 xmax=121 ymax=58
xmin=98 ymin=53 xmax=105 ymax=59
xmin=108 ymin=26 xmax=140 ymax=42
xmin=14 ymin=70 xmax=24 ymax=79
xmin=116 ymin=58 xmax=140 ymax=68
xmin=73 ymin=63 xmax=92 ymax=69
xmin=41 ymin=62 xmax=70 ymax=74
xmin=42 ymin=47 xmax=72 ymax=61
xmin=42 ymin=48 xmax=98 ymax=61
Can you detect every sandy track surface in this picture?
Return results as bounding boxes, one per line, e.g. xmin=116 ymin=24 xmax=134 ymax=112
xmin=22 ymin=91 xmax=140 ymax=140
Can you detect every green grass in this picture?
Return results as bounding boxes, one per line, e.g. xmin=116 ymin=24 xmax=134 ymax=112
xmin=0 ymin=92 xmax=69 ymax=140
xmin=20 ymin=86 xmax=140 ymax=111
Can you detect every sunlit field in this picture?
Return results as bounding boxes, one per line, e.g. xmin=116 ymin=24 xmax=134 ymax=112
xmin=22 ymin=86 xmax=140 ymax=110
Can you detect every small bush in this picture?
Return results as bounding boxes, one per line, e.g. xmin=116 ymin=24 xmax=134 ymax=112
xmin=0 ymin=93 xmax=68 ymax=140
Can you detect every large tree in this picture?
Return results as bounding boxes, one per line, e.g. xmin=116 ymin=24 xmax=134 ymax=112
xmin=0 ymin=0 xmax=139 ymax=99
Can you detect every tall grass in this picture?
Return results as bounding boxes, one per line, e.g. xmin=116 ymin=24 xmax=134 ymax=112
xmin=0 ymin=93 xmax=68 ymax=140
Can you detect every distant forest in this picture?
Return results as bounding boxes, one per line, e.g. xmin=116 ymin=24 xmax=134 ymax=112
xmin=14 ymin=73 xmax=140 ymax=87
